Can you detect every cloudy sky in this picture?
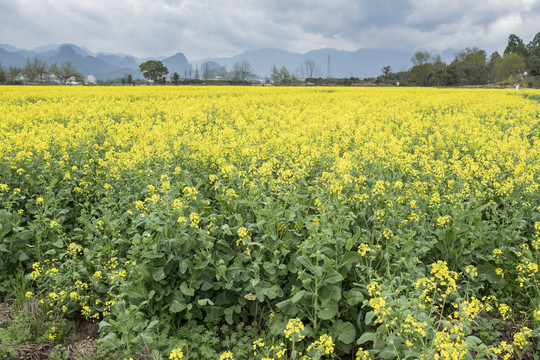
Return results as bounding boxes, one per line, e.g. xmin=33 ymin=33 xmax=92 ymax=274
xmin=1 ymin=0 xmax=539 ymax=60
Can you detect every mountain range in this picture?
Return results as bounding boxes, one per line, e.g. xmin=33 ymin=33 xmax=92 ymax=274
xmin=0 ymin=43 xmax=455 ymax=80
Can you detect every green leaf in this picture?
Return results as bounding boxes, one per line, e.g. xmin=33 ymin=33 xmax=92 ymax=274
xmin=379 ymin=348 xmax=396 ymax=359
xmin=357 ymin=332 xmax=377 ymax=345
xmin=16 ymin=229 xmax=34 ymax=241
xmin=169 ymin=300 xmax=186 ymax=313
xmin=97 ymin=332 xmax=121 ymax=349
xmin=339 ymin=251 xmax=361 ymax=270
xmin=224 ymin=306 xmax=235 ymax=324
xmin=152 ymin=267 xmax=166 ymax=281
xmin=323 ymin=269 xmax=343 ymax=284
xmin=16 ymin=251 xmax=29 ymax=261
xmin=291 ymin=290 xmax=305 ymax=303
xmin=347 ymin=289 xmax=364 ymax=306
xmin=365 ymin=311 xmax=376 ymax=325
xmin=180 ymin=282 xmax=194 ymax=296
xmin=465 ymin=335 xmax=482 ymax=347
xmin=124 ymin=285 xmax=146 ymax=300
xmin=263 ymin=262 xmax=276 ymax=275
xmin=334 ymin=321 xmax=356 ymax=344
xmin=221 ymin=224 xmax=232 ymax=235
xmin=142 ymin=251 xmax=163 ymax=259
xmin=346 ymin=231 xmax=362 ymax=251
xmin=296 ymin=255 xmax=313 ymax=271
xmin=197 ymin=298 xmax=215 ymax=306
xmin=179 ymin=259 xmax=189 ymax=274
xmin=52 ymin=239 xmax=64 ymax=248
xmin=318 ymin=304 xmax=338 ymax=320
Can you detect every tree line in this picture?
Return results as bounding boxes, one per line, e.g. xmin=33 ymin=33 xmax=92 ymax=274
xmin=392 ymin=33 xmax=540 ymax=87
xmin=2 ymin=32 xmax=539 ymax=87
xmin=0 ymin=58 xmax=84 ymax=85
xmin=138 ymin=59 xmax=258 ymax=85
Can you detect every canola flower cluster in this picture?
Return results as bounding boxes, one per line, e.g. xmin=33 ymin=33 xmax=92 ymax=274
xmin=1 ymin=86 xmax=540 ymax=359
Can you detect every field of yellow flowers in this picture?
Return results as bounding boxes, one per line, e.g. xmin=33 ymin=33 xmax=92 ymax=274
xmin=0 ymin=85 xmax=539 ymax=359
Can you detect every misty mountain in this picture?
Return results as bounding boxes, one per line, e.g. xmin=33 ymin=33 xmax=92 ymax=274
xmin=35 ymin=45 xmax=134 ymax=79
xmin=200 ymin=61 xmax=222 ymax=71
xmin=0 ymin=44 xmax=142 ymax=79
xmin=97 ymin=53 xmax=139 ymax=70
xmin=162 ymin=53 xmax=192 ymax=76
xmin=0 ymin=44 xmax=23 ymax=53
xmin=0 ymin=42 xmax=431 ymax=80
xmin=0 ymin=47 xmax=27 ymax=67
xmin=203 ymin=47 xmax=414 ymax=78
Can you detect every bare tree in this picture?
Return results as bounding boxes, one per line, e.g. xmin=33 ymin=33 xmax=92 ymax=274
xmin=50 ymin=61 xmax=82 ymax=84
xmin=232 ymin=60 xmax=254 ymax=81
xmin=26 ymin=58 xmax=49 ymax=83
xmin=296 ymin=59 xmax=320 ymax=79
xmin=381 ymin=65 xmax=391 ymax=82
xmin=203 ymin=62 xmax=209 ymax=80
xmin=216 ymin=65 xmax=228 ymax=79
xmin=23 ymin=59 xmax=38 ymax=82
xmin=411 ymin=51 xmax=432 ymax=66
xmin=23 ymin=58 xmax=51 ymax=82
xmin=7 ymin=66 xmax=22 ymax=82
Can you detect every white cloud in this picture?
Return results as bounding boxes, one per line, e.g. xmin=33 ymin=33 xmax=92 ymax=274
xmin=0 ymin=0 xmax=539 ymax=59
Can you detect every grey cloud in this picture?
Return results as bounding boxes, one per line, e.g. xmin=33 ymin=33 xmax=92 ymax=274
xmin=1 ymin=0 xmax=539 ymax=60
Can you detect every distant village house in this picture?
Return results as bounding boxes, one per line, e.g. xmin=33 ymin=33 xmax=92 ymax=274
xmin=86 ymin=74 xmax=97 ymax=84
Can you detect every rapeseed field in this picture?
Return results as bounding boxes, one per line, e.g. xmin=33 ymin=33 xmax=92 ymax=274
xmin=0 ymin=86 xmax=539 ymax=359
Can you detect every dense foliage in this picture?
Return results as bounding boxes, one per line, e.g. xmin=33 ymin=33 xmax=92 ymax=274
xmin=1 ymin=86 xmax=539 ymax=359
xmin=405 ymin=33 xmax=540 ymax=87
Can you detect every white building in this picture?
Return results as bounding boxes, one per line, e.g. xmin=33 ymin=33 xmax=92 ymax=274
xmin=86 ymin=74 xmax=97 ymax=84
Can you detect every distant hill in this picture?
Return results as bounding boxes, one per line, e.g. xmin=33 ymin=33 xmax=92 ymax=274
xmin=0 ymin=44 xmax=144 ymax=80
xmin=0 ymin=43 xmax=428 ymax=80
xmin=202 ymin=47 xmax=414 ymax=78
xmin=162 ymin=53 xmax=192 ymax=76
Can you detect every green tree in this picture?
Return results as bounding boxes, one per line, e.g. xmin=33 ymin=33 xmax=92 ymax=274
xmin=171 ymin=72 xmax=180 ymax=85
xmin=493 ymin=53 xmax=526 ymax=82
xmin=409 ymin=51 xmax=433 ymax=86
xmin=0 ymin=63 xmax=6 ymax=84
xmin=139 ymin=60 xmax=169 ymax=83
xmin=432 ymin=55 xmax=447 ymax=87
xmin=526 ymin=55 xmax=540 ymax=76
xmin=488 ymin=52 xmax=501 ymax=83
xmin=270 ymin=64 xmax=296 ymax=85
xmin=504 ymin=34 xmax=527 ymax=57
xmin=452 ymin=47 xmax=488 ymax=85
xmin=127 ymin=74 xmax=133 ymax=85
xmin=526 ymin=32 xmax=540 ymax=76
xmin=527 ymin=32 xmax=540 ymax=56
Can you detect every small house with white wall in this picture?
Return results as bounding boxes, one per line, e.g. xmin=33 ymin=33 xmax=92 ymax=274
xmin=86 ymin=74 xmax=97 ymax=84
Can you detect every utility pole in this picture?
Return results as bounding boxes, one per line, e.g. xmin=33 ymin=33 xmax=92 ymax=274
xmin=327 ymin=54 xmax=331 ymax=79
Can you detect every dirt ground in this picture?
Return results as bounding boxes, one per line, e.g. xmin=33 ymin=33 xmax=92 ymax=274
xmin=0 ymin=300 xmax=99 ymax=360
